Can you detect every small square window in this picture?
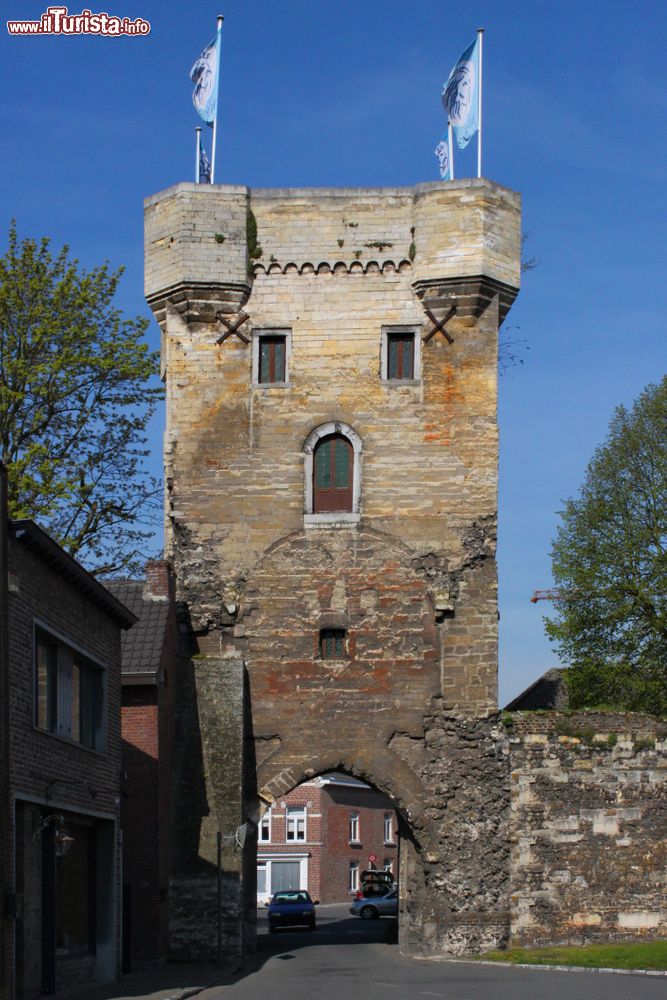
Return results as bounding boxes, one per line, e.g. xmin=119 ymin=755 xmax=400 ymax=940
xmin=381 ymin=327 xmax=420 ymax=383
xmin=387 ymin=333 xmax=414 ymax=380
xmin=254 ymin=331 xmax=290 ymax=385
xmin=320 ymin=629 xmax=346 ymax=659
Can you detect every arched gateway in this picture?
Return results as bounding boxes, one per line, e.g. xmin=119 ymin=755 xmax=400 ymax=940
xmin=145 ymin=178 xmax=522 ymax=965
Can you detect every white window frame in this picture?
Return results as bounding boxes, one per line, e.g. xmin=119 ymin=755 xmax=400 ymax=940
xmin=380 ymin=325 xmax=421 ymax=383
xmin=252 ymin=328 xmax=292 ymax=388
xmin=384 ymin=812 xmax=394 ymax=844
xmin=384 ymin=858 xmax=393 ymax=873
xmin=349 ymin=811 xmax=360 ymax=844
xmin=258 ymin=809 xmax=272 ymax=844
xmin=349 ymin=861 xmax=359 ymax=893
xmin=255 ymin=854 xmax=309 ymax=901
xmin=303 ymin=421 xmax=363 ymax=526
xmin=286 ymin=806 xmax=306 ymax=842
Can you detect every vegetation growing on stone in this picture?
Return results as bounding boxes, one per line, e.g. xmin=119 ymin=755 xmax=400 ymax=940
xmin=246 ymin=207 xmax=263 ymax=267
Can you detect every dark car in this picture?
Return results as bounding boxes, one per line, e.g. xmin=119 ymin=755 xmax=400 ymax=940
xmin=267 ymin=890 xmax=317 ymax=932
xmin=349 ymin=888 xmax=398 ymax=919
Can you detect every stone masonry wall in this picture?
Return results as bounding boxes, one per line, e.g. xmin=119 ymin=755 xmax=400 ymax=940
xmin=145 ymin=178 xmax=521 ymax=961
xmin=508 ymin=712 xmax=667 ymax=947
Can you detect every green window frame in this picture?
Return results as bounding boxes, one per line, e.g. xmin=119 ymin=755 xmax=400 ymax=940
xmin=387 ymin=332 xmax=415 ymax=380
xmin=320 ymin=628 xmax=346 ymax=659
xmin=258 ymin=335 xmax=286 ymax=384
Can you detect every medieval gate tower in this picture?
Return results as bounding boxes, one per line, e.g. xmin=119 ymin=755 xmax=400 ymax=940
xmin=145 ymin=179 xmax=522 ymax=962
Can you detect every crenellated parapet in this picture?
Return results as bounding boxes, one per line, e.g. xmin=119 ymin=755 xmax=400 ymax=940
xmin=144 ymin=178 xmax=521 ymax=335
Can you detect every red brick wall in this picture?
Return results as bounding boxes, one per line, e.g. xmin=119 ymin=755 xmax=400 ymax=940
xmin=120 ymin=565 xmax=176 ymax=964
xmin=257 ymin=780 xmax=398 ymax=904
xmin=122 ymin=690 xmax=160 ymax=960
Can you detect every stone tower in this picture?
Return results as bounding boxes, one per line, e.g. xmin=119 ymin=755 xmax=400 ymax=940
xmin=145 ymin=179 xmax=521 ymax=962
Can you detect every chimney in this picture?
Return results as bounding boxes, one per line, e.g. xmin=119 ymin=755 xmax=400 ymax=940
xmin=143 ymin=560 xmax=173 ymax=602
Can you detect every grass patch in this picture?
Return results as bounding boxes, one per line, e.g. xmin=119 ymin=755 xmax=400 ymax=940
xmin=480 ymin=940 xmax=667 ymax=971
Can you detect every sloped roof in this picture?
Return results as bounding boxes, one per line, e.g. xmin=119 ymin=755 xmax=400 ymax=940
xmin=10 ymin=519 xmax=136 ymax=629
xmin=105 ymin=579 xmax=169 ymax=679
xmin=504 ymin=668 xmax=569 ymax=711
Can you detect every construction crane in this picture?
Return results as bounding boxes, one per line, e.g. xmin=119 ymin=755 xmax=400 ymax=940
xmin=530 ymin=589 xmax=579 ymax=604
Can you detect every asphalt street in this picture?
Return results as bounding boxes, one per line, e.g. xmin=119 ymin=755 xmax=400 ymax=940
xmin=195 ymin=904 xmax=667 ymax=1000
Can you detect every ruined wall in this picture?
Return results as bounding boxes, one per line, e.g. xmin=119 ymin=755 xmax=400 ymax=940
xmin=145 ymin=178 xmax=521 ymax=961
xmin=508 ymin=712 xmax=667 ymax=947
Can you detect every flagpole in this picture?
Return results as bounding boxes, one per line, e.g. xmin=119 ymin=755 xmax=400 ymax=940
xmin=447 ymin=121 xmax=454 ymax=180
xmin=210 ymin=14 xmax=224 ymax=184
xmin=195 ymin=127 xmax=201 ymax=183
xmin=476 ymin=27 xmax=484 ymax=178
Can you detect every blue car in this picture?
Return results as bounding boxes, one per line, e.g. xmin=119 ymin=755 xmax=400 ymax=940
xmin=267 ymin=890 xmax=317 ymax=932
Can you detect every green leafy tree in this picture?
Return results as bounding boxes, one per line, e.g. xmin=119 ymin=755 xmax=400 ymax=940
xmin=0 ymin=222 xmax=162 ymax=575
xmin=545 ymin=377 xmax=667 ymax=714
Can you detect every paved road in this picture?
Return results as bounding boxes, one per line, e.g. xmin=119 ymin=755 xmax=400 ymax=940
xmin=197 ymin=904 xmax=666 ymax=1000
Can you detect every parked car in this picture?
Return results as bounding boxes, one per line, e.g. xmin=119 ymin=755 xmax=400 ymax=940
xmin=267 ymin=890 xmax=317 ymax=932
xmin=350 ymin=888 xmax=398 ymax=919
xmin=355 ymin=869 xmax=395 ymax=900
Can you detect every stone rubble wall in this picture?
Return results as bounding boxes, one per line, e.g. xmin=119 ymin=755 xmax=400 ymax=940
xmin=508 ymin=711 xmax=667 ymax=947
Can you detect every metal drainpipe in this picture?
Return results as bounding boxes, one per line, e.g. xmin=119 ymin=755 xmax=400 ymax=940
xmin=0 ymin=464 xmax=14 ymax=1000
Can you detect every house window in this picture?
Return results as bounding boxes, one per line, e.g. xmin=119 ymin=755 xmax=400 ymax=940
xmin=313 ymin=434 xmax=353 ymax=513
xmin=349 ymin=812 xmax=360 ymax=843
xmin=349 ymin=861 xmax=359 ymax=893
xmin=384 ymin=813 xmax=393 ymax=844
xmin=253 ymin=330 xmax=290 ymax=385
xmin=259 ymin=810 xmax=272 ymax=843
xmin=384 ymin=858 xmax=393 ymax=874
xmin=320 ymin=629 xmax=346 ymax=659
xmin=381 ymin=326 xmax=420 ymax=382
xmin=35 ymin=630 xmax=106 ymax=751
xmin=286 ymin=806 xmax=306 ymax=842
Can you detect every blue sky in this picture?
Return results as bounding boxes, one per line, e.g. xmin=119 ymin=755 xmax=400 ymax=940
xmin=2 ymin=1 xmax=665 ymax=703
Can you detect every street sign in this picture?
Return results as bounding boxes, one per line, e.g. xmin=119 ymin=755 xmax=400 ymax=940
xmin=368 ymin=853 xmax=377 ymax=863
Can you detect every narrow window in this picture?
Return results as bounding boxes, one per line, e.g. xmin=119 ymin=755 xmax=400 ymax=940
xmin=349 ymin=811 xmax=360 ymax=843
xmin=320 ymin=629 xmax=346 ymax=659
xmin=36 ymin=634 xmax=58 ymax=732
xmin=313 ymin=434 xmax=353 ymax=512
xmin=258 ymin=334 xmax=286 ymax=384
xmin=387 ymin=332 xmax=415 ymax=380
xmin=286 ymin=806 xmax=306 ymax=842
xmin=383 ymin=813 xmax=393 ymax=844
xmin=384 ymin=858 xmax=393 ymax=873
xmin=349 ymin=861 xmax=359 ymax=893
xmin=259 ymin=810 xmax=272 ymax=843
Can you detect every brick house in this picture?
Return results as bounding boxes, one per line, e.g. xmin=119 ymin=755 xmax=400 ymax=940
xmin=0 ymin=476 xmax=135 ymax=998
xmin=257 ymin=774 xmax=398 ymax=904
xmin=106 ymin=563 xmax=177 ymax=968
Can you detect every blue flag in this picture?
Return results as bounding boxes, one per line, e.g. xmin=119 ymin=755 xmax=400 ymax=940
xmin=190 ymin=33 xmax=220 ymax=125
xmin=434 ymin=133 xmax=451 ymax=180
xmin=442 ymin=37 xmax=479 ymax=151
xmin=199 ymin=143 xmax=212 ymax=184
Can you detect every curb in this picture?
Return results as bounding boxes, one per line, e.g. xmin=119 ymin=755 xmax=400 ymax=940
xmin=441 ymin=957 xmax=667 ymax=977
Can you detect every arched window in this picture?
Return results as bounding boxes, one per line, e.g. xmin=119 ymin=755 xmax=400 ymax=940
xmin=313 ymin=434 xmax=353 ymax=513
xmin=303 ymin=422 xmax=362 ymax=524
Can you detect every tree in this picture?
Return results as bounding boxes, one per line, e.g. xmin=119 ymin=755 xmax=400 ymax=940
xmin=0 ymin=222 xmax=162 ymax=576
xmin=545 ymin=377 xmax=667 ymax=714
